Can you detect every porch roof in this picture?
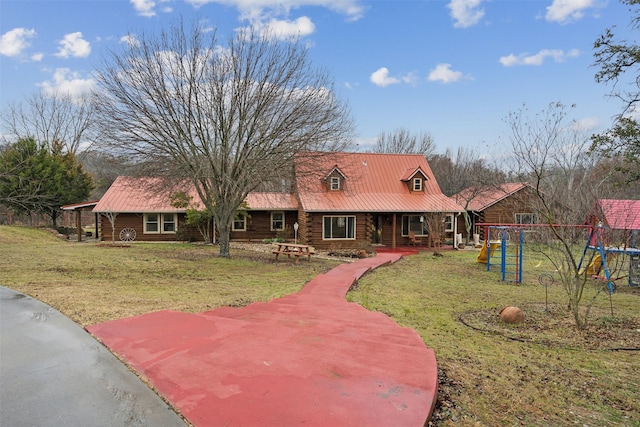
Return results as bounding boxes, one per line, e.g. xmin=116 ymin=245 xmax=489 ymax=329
xmin=93 ymin=177 xmax=296 ymax=213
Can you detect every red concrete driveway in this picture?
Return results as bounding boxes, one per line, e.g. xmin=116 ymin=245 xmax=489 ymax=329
xmin=87 ymin=252 xmax=438 ymax=426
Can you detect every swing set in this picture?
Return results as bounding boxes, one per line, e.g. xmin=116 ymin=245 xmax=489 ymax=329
xmin=577 ymin=225 xmax=640 ymax=292
xmin=477 ymin=225 xmax=524 ymax=283
xmin=476 ymin=223 xmax=640 ymax=289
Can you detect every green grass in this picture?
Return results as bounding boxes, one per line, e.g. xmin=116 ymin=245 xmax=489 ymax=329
xmin=1 ymin=226 xmax=638 ymax=426
xmin=347 ymin=250 xmax=640 ymax=426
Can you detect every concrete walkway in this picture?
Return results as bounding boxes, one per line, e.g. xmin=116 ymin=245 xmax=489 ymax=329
xmin=88 ymin=252 xmax=438 ymax=426
xmin=0 ymin=286 xmax=186 ymax=427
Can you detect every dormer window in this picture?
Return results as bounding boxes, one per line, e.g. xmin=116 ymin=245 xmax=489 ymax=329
xmin=324 ymin=166 xmax=346 ymax=191
xmin=331 ymin=176 xmax=341 ymax=190
xmin=401 ymin=166 xmax=428 ymax=193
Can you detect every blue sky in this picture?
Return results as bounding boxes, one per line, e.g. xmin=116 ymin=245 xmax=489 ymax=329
xmin=0 ymin=0 xmax=634 ymax=154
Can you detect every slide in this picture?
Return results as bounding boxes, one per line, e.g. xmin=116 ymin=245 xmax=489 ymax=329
xmin=477 ymin=241 xmax=500 ymax=263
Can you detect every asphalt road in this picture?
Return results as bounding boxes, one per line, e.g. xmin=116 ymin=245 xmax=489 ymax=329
xmin=0 ymin=286 xmax=186 ymax=427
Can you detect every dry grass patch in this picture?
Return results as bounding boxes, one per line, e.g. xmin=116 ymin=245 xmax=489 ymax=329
xmin=348 ymin=250 xmax=640 ymax=427
xmin=0 ymin=226 xmax=339 ymax=326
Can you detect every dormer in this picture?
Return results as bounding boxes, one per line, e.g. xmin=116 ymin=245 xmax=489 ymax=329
xmin=323 ymin=166 xmax=347 ymax=191
xmin=401 ymin=167 xmax=428 ymax=193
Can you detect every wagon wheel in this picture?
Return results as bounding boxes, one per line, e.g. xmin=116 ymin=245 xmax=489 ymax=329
xmin=119 ymin=228 xmax=137 ymax=242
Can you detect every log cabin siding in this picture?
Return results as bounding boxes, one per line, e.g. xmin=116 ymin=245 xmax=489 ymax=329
xmin=98 ymin=213 xmax=204 ymax=242
xmin=304 ymin=212 xmax=370 ymax=250
xmin=230 ymin=210 xmax=299 ymax=242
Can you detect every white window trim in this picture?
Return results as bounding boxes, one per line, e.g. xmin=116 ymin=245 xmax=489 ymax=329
xmin=161 ymin=213 xmax=177 ymax=234
xmin=322 ymin=215 xmax=356 ymax=240
xmin=271 ymin=211 xmax=285 ymax=231
xmin=444 ymin=214 xmax=454 ymax=232
xmin=330 ymin=176 xmax=340 ymax=190
xmin=413 ymin=177 xmax=422 ymax=191
xmin=515 ymin=212 xmax=537 ymax=225
xmin=144 ymin=213 xmax=160 ymax=234
xmin=233 ymin=215 xmax=247 ymax=231
xmin=144 ymin=213 xmax=177 ymax=234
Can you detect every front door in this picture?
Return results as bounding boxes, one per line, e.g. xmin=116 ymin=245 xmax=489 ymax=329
xmin=372 ymin=215 xmax=383 ymax=244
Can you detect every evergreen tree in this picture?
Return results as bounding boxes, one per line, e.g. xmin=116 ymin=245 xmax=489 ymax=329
xmin=0 ymin=137 xmax=94 ymax=225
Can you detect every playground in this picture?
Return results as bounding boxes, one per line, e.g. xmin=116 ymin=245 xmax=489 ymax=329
xmin=476 ymin=224 xmax=639 ymax=290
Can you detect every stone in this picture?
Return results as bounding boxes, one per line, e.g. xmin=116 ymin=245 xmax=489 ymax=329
xmin=499 ymin=306 xmax=525 ymax=324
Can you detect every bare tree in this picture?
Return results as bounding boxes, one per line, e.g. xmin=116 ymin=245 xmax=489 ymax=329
xmin=506 ymin=102 xmax=623 ymax=328
xmin=372 ymin=127 xmax=436 ymax=158
xmin=101 ymin=212 xmax=119 ymax=244
xmin=1 ymin=90 xmax=97 ymax=156
xmin=430 ymin=147 xmax=503 ymax=243
xmin=94 ymin=20 xmax=353 ymax=257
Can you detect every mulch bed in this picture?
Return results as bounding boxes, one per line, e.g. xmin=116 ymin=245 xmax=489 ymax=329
xmin=459 ymin=303 xmax=640 ymax=351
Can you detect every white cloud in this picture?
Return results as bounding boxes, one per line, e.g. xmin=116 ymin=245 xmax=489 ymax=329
xmin=369 ymin=68 xmax=418 ymax=87
xmin=31 ymin=52 xmax=44 ymax=62
xmin=572 ymin=116 xmax=599 ymax=132
xmin=120 ymin=34 xmax=140 ymax=48
xmin=545 ymin=0 xmax=600 ymax=24
xmin=131 ymin=0 xmax=156 ymax=16
xmin=499 ymin=48 xmax=580 ymax=66
xmin=55 ymin=32 xmax=91 ymax=58
xmin=427 ymin=63 xmax=464 ymax=84
xmin=186 ymin=0 xmax=364 ymax=21
xmin=370 ymin=67 xmax=401 ymax=87
xmin=259 ymin=16 xmax=316 ymax=39
xmin=447 ymin=0 xmax=485 ymax=28
xmin=38 ymin=68 xmax=96 ymax=99
xmin=0 ymin=28 xmax=37 ymax=57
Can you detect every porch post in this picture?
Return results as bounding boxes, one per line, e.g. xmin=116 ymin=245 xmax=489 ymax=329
xmin=76 ymin=210 xmax=82 ymax=242
xmin=95 ymin=212 xmax=99 ymax=239
xmin=391 ymin=213 xmax=397 ymax=249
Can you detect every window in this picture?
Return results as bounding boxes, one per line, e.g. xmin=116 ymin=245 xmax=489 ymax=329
xmin=271 ymin=212 xmax=285 ymax=231
xmin=144 ymin=213 xmax=176 ymax=234
xmin=162 ymin=213 xmax=176 ymax=233
xmin=413 ymin=178 xmax=422 ymax=191
xmin=401 ymin=215 xmax=428 ymax=236
xmin=145 ymin=213 xmax=159 ymax=233
xmin=515 ymin=213 xmax=537 ymax=225
xmin=233 ymin=215 xmax=246 ymax=231
xmin=323 ymin=216 xmax=355 ymax=240
xmin=444 ymin=214 xmax=454 ymax=232
xmin=330 ymin=177 xmax=340 ymax=190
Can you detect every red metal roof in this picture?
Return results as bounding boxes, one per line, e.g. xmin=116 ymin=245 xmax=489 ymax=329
xmin=93 ymin=177 xmax=199 ymax=213
xmin=594 ymin=199 xmax=640 ymax=230
xmin=454 ymin=183 xmax=531 ymax=212
xmin=295 ymin=152 xmax=463 ymax=213
xmin=93 ymin=177 xmax=296 ymax=213
xmin=244 ymin=192 xmax=298 ymax=210
xmin=61 ymin=200 xmax=101 ymax=210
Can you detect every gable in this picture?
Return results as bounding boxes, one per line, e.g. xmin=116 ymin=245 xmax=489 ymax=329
xmin=323 ymin=166 xmax=347 ymax=191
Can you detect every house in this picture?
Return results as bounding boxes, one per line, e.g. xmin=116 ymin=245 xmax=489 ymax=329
xmin=93 ymin=152 xmax=464 ymax=249
xmin=453 ymin=182 xmax=539 ymax=241
xmin=92 ymin=177 xmax=298 ymax=243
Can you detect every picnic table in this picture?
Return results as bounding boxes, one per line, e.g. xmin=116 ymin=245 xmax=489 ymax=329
xmin=272 ymin=242 xmax=315 ymax=263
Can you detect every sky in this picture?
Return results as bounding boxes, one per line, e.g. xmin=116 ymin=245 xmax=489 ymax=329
xmin=0 ymin=0 xmax=636 ymax=155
